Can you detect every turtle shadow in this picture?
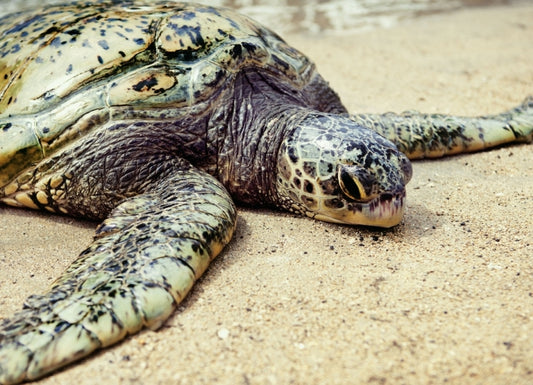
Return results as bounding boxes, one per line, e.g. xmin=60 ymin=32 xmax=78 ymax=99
xmin=0 ymin=205 xmax=97 ymax=230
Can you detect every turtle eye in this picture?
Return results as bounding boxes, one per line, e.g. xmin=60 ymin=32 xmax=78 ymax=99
xmin=338 ymin=166 xmax=367 ymax=201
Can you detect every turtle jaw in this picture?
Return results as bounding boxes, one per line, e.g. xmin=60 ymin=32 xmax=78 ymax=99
xmin=311 ymin=191 xmax=406 ymax=228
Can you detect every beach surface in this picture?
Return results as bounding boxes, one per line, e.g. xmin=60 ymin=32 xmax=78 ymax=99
xmin=1 ymin=4 xmax=532 ymax=385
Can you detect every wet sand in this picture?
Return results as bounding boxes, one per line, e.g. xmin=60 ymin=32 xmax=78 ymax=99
xmin=1 ymin=4 xmax=532 ymax=385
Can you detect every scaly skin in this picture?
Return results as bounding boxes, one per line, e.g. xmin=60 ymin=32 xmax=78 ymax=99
xmin=347 ymin=96 xmax=533 ymax=159
xmin=0 ymin=165 xmax=236 ymax=384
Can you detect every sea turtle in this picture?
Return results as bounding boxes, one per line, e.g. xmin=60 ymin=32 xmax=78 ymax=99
xmin=0 ymin=1 xmax=531 ymax=383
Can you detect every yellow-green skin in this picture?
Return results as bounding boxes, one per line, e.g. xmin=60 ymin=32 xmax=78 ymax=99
xmin=0 ymin=1 xmax=532 ymax=384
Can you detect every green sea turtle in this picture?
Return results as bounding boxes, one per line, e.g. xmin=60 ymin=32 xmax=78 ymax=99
xmin=0 ymin=1 xmax=531 ymax=383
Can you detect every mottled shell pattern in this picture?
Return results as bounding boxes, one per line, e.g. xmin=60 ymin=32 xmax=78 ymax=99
xmin=0 ymin=0 xmax=313 ymax=187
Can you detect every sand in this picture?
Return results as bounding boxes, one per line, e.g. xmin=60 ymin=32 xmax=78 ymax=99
xmin=1 ymin=4 xmax=532 ymax=385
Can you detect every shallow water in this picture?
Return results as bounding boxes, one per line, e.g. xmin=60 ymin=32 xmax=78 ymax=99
xmin=0 ymin=0 xmax=527 ymax=34
xmin=208 ymin=0 xmax=526 ymax=34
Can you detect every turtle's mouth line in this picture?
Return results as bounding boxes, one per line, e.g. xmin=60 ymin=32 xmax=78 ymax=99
xmin=313 ymin=191 xmax=406 ymax=228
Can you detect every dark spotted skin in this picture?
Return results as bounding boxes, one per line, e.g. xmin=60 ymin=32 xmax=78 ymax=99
xmin=0 ymin=1 xmax=532 ymax=384
xmin=275 ymin=113 xmax=412 ymax=226
xmin=345 ymin=97 xmax=533 ymax=158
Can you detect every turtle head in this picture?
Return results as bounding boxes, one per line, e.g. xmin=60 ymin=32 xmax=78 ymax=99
xmin=275 ymin=113 xmax=412 ymax=228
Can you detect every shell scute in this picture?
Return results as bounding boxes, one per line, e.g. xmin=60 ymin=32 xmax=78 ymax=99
xmin=156 ymin=7 xmax=253 ymax=62
xmin=0 ymin=9 xmax=157 ymax=116
xmin=0 ymin=119 xmax=42 ymax=187
xmin=107 ymin=65 xmax=180 ymax=106
xmin=0 ymin=1 xmax=314 ymax=190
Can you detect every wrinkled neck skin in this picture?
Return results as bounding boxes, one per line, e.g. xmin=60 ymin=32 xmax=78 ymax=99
xmin=216 ymin=100 xmax=308 ymax=206
xmin=210 ymin=69 xmax=314 ymax=206
xmin=207 ymin=69 xmax=346 ymax=207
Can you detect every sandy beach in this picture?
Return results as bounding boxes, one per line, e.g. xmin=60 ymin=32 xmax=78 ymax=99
xmin=1 ymin=3 xmax=532 ymax=385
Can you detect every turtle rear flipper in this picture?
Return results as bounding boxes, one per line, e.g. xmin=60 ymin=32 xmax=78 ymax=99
xmin=0 ymin=167 xmax=236 ymax=384
xmin=346 ymin=96 xmax=533 ymax=159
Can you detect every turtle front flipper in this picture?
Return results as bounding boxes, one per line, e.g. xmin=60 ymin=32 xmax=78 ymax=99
xmin=347 ymin=96 xmax=533 ymax=159
xmin=0 ymin=167 xmax=236 ymax=385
